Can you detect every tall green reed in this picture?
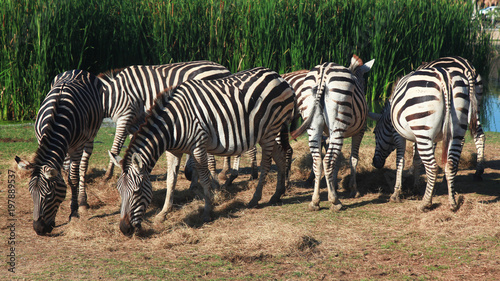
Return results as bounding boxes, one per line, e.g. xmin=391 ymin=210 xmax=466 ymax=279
xmin=0 ymin=0 xmax=491 ymax=120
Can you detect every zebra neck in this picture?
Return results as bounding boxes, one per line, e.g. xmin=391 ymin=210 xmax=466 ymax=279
xmin=34 ymin=134 xmax=66 ymax=170
xmin=100 ymin=80 xmax=118 ymax=118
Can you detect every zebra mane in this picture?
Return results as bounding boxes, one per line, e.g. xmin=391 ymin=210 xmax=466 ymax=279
xmin=33 ymin=92 xmax=64 ymax=169
xmin=121 ymin=86 xmax=177 ymax=171
xmin=97 ymin=67 xmax=126 ymax=82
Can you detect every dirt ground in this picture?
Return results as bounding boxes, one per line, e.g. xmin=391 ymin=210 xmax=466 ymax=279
xmin=1 ymin=134 xmax=500 ymax=280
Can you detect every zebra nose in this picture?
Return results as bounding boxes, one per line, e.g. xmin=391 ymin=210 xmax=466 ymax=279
xmin=120 ymin=216 xmax=134 ymax=237
xmin=33 ymin=219 xmax=52 ymax=235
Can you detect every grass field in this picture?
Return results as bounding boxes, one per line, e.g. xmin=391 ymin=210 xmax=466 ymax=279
xmin=1 ymin=125 xmax=499 ymax=280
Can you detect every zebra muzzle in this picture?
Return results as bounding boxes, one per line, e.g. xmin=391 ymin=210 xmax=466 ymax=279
xmin=119 ymin=214 xmax=136 ymax=237
xmin=33 ymin=218 xmax=54 ymax=236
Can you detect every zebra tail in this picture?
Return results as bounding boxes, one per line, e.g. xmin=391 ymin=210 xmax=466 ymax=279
xmin=290 ymin=89 xmax=317 ymax=140
xmin=290 ymin=82 xmax=325 ymax=140
xmin=441 ymin=70 xmax=452 ymax=166
xmin=466 ymin=71 xmax=479 ymax=138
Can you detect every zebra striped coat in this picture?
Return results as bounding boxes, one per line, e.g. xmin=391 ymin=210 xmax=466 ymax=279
xmin=98 ymin=61 xmax=231 ymax=180
xmin=415 ymin=56 xmax=485 ymax=181
xmin=372 ymin=67 xmax=472 ymax=212
xmin=15 ymin=70 xmax=104 ymax=235
xmin=111 ymin=67 xmax=295 ymax=236
xmin=289 ymin=56 xmax=374 ymax=211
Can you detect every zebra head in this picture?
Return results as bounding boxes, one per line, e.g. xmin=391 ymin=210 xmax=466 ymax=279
xmin=112 ymin=152 xmax=152 ymax=237
xmin=369 ymin=102 xmax=396 ymax=169
xmin=15 ymin=156 xmax=66 ymax=235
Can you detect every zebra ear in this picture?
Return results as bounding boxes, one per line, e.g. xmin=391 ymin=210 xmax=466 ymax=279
xmin=109 ymin=151 xmax=123 ymax=170
xmin=14 ymin=156 xmax=34 ymax=172
xmin=368 ymin=112 xmax=382 ymax=121
xmin=359 ymin=59 xmax=375 ymax=74
xmin=43 ymin=167 xmax=59 ymax=180
xmin=131 ymin=153 xmax=145 ymax=173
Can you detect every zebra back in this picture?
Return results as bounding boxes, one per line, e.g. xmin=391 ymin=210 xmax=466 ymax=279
xmin=35 ymin=70 xmax=104 ymax=168
xmin=122 ymin=67 xmax=295 ymax=172
xmin=98 ymin=61 xmax=232 ymax=119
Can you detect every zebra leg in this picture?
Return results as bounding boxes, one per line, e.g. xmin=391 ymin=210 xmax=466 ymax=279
xmin=445 ymin=138 xmax=465 ymax=212
xmin=218 ymin=156 xmax=230 ymax=183
xmin=77 ymin=142 xmax=94 ymax=211
xmin=418 ymin=141 xmax=438 ymax=212
xmin=104 ymin=116 xmax=132 ymax=181
xmin=390 ymin=136 xmax=406 ymax=203
xmin=410 ymin=142 xmax=423 ymax=192
xmin=307 ymin=122 xmax=326 ymax=211
xmin=473 ymin=125 xmax=485 ymax=181
xmin=306 ymin=137 xmax=327 ymax=186
xmin=225 ymin=155 xmax=241 ymax=187
xmin=208 ymin=154 xmax=220 ymax=188
xmin=269 ymin=129 xmax=293 ymax=204
xmin=191 ymin=147 xmax=218 ymax=222
xmin=323 ymin=136 xmax=344 ymax=211
xmin=68 ymin=150 xmax=84 ymax=219
xmin=155 ymin=152 xmax=181 ymax=223
xmin=248 ymin=141 xmax=274 ymax=208
xmin=248 ymin=146 xmax=259 ymax=180
xmin=347 ymin=131 xmax=364 ymax=198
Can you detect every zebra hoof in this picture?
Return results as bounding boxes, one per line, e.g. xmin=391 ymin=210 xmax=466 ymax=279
xmin=154 ymin=213 xmax=167 ymax=224
xmin=202 ymin=213 xmax=212 ymax=223
xmin=247 ymin=198 xmax=260 ymax=208
xmin=418 ymin=203 xmax=432 ymax=213
xmin=268 ymin=195 xmax=282 ymax=205
xmin=350 ymin=190 xmax=361 ymax=198
xmin=330 ymin=202 xmax=343 ymax=212
xmin=78 ymin=202 xmax=89 ymax=210
xmin=308 ymin=203 xmax=320 ymax=212
xmin=218 ymin=173 xmax=228 ymax=183
xmin=69 ymin=211 xmax=80 ymax=221
xmin=450 ymin=195 xmax=464 ymax=212
xmin=389 ymin=195 xmax=402 ymax=203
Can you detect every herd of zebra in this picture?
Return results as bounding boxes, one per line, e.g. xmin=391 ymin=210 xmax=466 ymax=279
xmin=14 ymin=55 xmax=485 ymax=237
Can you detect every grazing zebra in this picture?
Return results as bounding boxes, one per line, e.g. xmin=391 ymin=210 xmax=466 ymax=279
xmin=290 ymin=55 xmax=374 ymax=211
xmin=415 ymin=56 xmax=484 ymax=181
xmin=15 ymin=70 xmax=104 ymax=235
xmin=110 ymin=67 xmax=295 ymax=236
xmin=371 ymin=67 xmax=473 ymax=211
xmin=98 ymin=61 xmax=231 ymax=180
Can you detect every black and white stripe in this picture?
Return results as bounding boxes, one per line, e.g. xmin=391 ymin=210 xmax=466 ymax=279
xmin=289 ymin=55 xmax=374 ymax=211
xmin=15 ymin=70 xmax=104 ymax=235
xmin=416 ymin=56 xmax=484 ymax=180
xmin=98 ymin=61 xmax=231 ymax=180
xmin=111 ymin=67 xmax=295 ymax=236
xmin=371 ymin=67 xmax=471 ymax=211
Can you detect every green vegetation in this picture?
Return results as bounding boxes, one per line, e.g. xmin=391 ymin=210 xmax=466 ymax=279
xmin=0 ymin=0 xmax=491 ymax=120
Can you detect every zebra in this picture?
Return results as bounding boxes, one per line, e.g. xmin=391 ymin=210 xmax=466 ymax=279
xmin=290 ymin=55 xmax=374 ymax=211
xmin=415 ymin=56 xmax=484 ymax=181
xmin=98 ymin=61 xmax=232 ymax=180
xmin=110 ymin=67 xmax=295 ymax=236
xmin=15 ymin=69 xmax=104 ymax=235
xmin=370 ymin=67 xmax=474 ymax=211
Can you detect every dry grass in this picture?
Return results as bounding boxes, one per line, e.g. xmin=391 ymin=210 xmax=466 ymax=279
xmin=1 ymin=133 xmax=500 ymax=280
